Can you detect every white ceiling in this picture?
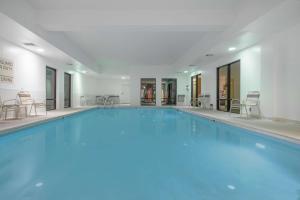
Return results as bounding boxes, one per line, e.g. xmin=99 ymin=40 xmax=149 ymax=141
xmin=66 ymin=30 xmax=208 ymax=66
xmin=27 ymin=0 xmax=242 ymax=10
xmin=1 ymin=0 xmax=293 ymax=74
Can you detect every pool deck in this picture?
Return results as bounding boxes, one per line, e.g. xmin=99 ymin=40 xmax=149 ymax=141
xmin=177 ymin=107 xmax=300 ymax=144
xmin=0 ymin=106 xmax=300 ymax=144
xmin=0 ymin=106 xmax=97 ymax=135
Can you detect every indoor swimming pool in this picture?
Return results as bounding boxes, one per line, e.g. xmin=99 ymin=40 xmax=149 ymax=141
xmin=0 ymin=108 xmax=299 ymax=200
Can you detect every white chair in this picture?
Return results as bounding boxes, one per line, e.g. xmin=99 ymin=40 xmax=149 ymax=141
xmin=190 ymin=97 xmax=198 ymax=107
xmin=107 ymin=95 xmax=120 ymax=105
xmin=198 ymin=94 xmax=211 ymax=109
xmin=17 ymin=91 xmax=46 ymax=116
xmin=0 ymin=97 xmax=24 ymax=120
xmin=96 ymin=96 xmax=106 ymax=105
xmin=230 ymin=91 xmax=261 ymax=118
xmin=177 ymin=95 xmax=185 ymax=106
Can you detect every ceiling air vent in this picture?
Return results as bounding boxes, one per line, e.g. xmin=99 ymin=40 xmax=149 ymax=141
xmin=23 ymin=42 xmax=36 ymax=46
xmin=206 ymin=54 xmax=214 ymax=57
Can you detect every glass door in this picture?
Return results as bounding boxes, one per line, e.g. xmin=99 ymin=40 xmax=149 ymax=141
xmin=217 ymin=61 xmax=240 ymax=112
xmin=46 ymin=66 xmax=56 ymax=110
xmin=64 ymin=72 xmax=71 ymax=108
xmin=140 ymin=78 xmax=156 ymax=106
xmin=191 ymin=74 xmax=201 ymax=106
xmin=230 ymin=62 xmax=241 ymax=113
xmin=217 ymin=65 xmax=229 ymax=111
xmin=161 ymin=79 xmax=177 ymax=105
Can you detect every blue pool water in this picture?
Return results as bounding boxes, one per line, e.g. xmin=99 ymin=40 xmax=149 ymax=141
xmin=0 ymin=108 xmax=300 ymax=200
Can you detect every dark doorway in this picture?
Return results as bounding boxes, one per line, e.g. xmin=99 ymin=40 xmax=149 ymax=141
xmin=191 ymin=74 xmax=201 ymax=106
xmin=161 ymin=79 xmax=177 ymax=105
xmin=217 ymin=60 xmax=240 ymax=112
xmin=46 ymin=66 xmax=56 ymax=110
xmin=64 ymin=72 xmax=71 ymax=108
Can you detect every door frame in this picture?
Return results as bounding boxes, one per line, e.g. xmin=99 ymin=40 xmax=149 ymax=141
xmin=216 ymin=60 xmax=240 ymax=111
xmin=46 ymin=66 xmax=57 ymax=111
xmin=64 ymin=72 xmax=71 ymax=108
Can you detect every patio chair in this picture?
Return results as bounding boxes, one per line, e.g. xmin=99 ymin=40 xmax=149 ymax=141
xmin=177 ymin=95 xmax=185 ymax=106
xmin=191 ymin=97 xmax=198 ymax=107
xmin=198 ymin=94 xmax=211 ymax=109
xmin=17 ymin=91 xmax=46 ymax=116
xmin=0 ymin=97 xmax=25 ymax=120
xmin=96 ymin=95 xmax=106 ymax=105
xmin=230 ymin=91 xmax=261 ymax=118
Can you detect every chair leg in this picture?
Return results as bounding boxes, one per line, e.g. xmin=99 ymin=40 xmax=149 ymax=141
xmin=5 ymin=109 xmax=7 ymax=120
xmin=245 ymin=105 xmax=248 ymax=119
xmin=257 ymin=105 xmax=261 ymax=118
xmin=35 ymin=105 xmax=37 ymax=116
xmin=29 ymin=105 xmax=33 ymax=115
xmin=16 ymin=108 xmax=19 ymax=119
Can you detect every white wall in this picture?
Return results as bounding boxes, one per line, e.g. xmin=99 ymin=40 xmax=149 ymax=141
xmin=71 ymin=73 xmax=131 ymax=106
xmin=71 ymin=70 xmax=190 ymax=107
xmin=0 ymin=36 xmax=82 ymax=110
xmin=197 ymin=22 xmax=300 ymax=121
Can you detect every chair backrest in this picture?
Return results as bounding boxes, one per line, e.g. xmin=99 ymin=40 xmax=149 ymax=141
xmin=246 ymin=91 xmax=260 ymax=105
xmin=177 ymin=95 xmax=185 ymax=103
xmin=17 ymin=91 xmax=34 ymax=105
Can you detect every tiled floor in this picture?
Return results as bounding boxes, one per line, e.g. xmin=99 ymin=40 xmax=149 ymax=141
xmin=178 ymin=107 xmax=300 ymax=143
xmin=1 ymin=106 xmax=300 ymax=144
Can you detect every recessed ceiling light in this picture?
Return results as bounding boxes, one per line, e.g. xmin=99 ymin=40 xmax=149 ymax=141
xmin=80 ymin=70 xmax=87 ymax=74
xmin=184 ymin=70 xmax=189 ymax=74
xmin=36 ymin=48 xmax=45 ymax=52
xmin=228 ymin=47 xmax=236 ymax=51
xmin=121 ymin=76 xmax=127 ymax=80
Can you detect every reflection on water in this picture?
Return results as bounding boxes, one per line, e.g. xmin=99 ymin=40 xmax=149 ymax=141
xmin=0 ymin=108 xmax=300 ymax=200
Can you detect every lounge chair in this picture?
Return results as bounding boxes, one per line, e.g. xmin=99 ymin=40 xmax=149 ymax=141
xmin=230 ymin=91 xmax=261 ymax=118
xmin=17 ymin=91 xmax=46 ymax=116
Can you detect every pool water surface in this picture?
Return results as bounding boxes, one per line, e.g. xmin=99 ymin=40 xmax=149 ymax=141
xmin=0 ymin=108 xmax=299 ymax=200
